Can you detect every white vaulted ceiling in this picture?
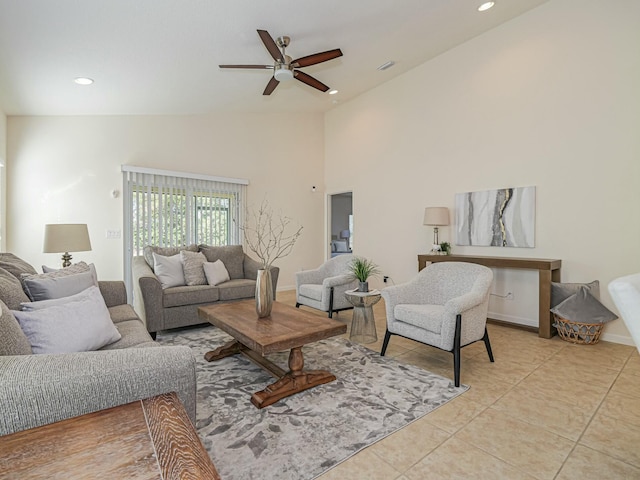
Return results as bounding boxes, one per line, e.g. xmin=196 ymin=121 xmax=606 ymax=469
xmin=0 ymin=0 xmax=548 ymax=115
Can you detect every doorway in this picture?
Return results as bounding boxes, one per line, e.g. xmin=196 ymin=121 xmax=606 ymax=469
xmin=328 ymin=192 xmax=353 ymax=258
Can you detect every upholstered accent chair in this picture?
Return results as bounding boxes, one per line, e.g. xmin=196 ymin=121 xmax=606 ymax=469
xmin=608 ymin=273 xmax=640 ymax=353
xmin=295 ymin=254 xmax=359 ymax=318
xmin=381 ymin=262 xmax=494 ymax=387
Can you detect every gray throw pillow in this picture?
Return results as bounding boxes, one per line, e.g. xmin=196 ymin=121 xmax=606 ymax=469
xmin=20 ymin=284 xmax=95 ymax=311
xmin=551 ymin=286 xmax=618 ymax=324
xmin=22 ymin=268 xmax=97 ymax=302
xmin=199 ymin=245 xmax=245 ymax=280
xmin=0 ymin=267 xmax=31 ymax=310
xmin=143 ymin=244 xmax=198 ymax=270
xmin=12 ymin=286 xmax=121 ymax=354
xmin=0 ymin=301 xmax=32 ymax=355
xmin=180 ymin=250 xmax=207 ymax=286
xmin=551 ymin=280 xmax=600 ymax=308
xmin=38 ymin=262 xmax=99 ymax=284
xmin=0 ymin=253 xmax=38 ymax=279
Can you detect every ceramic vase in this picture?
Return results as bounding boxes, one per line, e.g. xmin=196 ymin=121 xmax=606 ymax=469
xmin=358 ymin=281 xmax=369 ymax=293
xmin=255 ymin=269 xmax=273 ymax=318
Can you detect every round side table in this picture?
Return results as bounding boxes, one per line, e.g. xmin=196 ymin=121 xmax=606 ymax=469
xmin=345 ymin=289 xmax=381 ymax=344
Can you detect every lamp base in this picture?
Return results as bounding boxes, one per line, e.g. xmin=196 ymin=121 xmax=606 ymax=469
xmin=61 ymin=252 xmax=72 ymax=268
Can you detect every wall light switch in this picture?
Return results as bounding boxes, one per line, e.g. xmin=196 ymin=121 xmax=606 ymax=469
xmin=106 ymin=229 xmax=121 ymax=239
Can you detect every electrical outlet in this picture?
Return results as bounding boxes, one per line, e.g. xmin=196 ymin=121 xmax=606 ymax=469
xmin=106 ymin=229 xmax=121 ymax=239
xmin=383 ymin=276 xmax=389 ymax=283
xmin=506 ymin=292 xmax=514 ymax=300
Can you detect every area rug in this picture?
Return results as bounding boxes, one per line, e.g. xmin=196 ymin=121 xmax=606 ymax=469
xmin=157 ymin=325 xmax=468 ymax=480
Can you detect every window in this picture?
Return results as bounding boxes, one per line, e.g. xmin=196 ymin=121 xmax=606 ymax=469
xmin=122 ymin=166 xmax=248 ymax=300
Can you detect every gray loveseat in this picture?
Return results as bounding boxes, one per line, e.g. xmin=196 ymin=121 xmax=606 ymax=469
xmin=133 ymin=244 xmax=279 ymax=337
xmin=0 ymin=254 xmax=196 ymax=436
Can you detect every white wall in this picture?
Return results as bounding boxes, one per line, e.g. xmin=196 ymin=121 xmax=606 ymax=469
xmin=0 ymin=108 xmax=5 ymax=251
xmin=7 ymin=113 xmax=325 ymax=289
xmin=325 ymin=0 xmax=640 ymax=343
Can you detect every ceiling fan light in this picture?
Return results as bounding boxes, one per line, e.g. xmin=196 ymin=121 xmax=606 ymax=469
xmin=478 ymin=2 xmax=495 ymax=12
xmin=74 ymin=77 xmax=94 ymax=85
xmin=274 ymin=67 xmax=294 ymax=82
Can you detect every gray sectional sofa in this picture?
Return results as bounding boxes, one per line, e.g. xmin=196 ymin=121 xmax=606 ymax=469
xmin=133 ymin=244 xmax=279 ymax=336
xmin=0 ymin=253 xmax=196 ymax=436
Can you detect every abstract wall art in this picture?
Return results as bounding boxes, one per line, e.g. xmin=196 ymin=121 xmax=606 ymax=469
xmin=455 ymin=186 xmax=535 ymax=248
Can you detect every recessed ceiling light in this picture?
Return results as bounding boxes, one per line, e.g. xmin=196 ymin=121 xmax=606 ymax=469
xmin=74 ymin=77 xmax=94 ymax=85
xmin=377 ymin=61 xmax=396 ymax=71
xmin=478 ymin=2 xmax=495 ymax=12
xmin=328 ymin=89 xmax=338 ymax=95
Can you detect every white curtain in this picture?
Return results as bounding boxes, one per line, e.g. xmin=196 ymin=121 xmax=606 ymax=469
xmin=122 ymin=166 xmax=248 ymax=301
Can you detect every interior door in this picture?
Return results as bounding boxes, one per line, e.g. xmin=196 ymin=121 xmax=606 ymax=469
xmin=328 ymin=192 xmax=353 ymax=259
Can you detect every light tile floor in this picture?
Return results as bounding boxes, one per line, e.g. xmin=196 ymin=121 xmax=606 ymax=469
xmin=277 ymin=290 xmax=640 ymax=480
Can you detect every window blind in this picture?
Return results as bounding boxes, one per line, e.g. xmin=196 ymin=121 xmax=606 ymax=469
xmin=122 ymin=166 xmax=248 ymax=301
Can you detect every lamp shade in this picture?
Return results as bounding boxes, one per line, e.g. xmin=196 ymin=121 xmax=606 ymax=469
xmin=423 ymin=207 xmax=450 ymax=226
xmin=340 ymin=229 xmax=351 ymax=239
xmin=43 ymin=224 xmax=92 ymax=254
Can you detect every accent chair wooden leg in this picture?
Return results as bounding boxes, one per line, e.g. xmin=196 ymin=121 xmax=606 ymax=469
xmin=380 ymin=329 xmax=391 ymax=356
xmin=483 ymin=327 xmax=494 ymax=363
xmin=453 ymin=314 xmax=462 ymax=387
xmin=328 ymin=287 xmax=334 ymax=318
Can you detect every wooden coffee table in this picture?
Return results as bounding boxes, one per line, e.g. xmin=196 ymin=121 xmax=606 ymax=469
xmin=0 ymin=392 xmax=220 ymax=479
xmin=198 ymin=300 xmax=347 ymax=408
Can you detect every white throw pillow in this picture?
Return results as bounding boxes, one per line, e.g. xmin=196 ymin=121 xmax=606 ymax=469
xmin=153 ymin=252 xmax=185 ymax=289
xmin=334 ymin=240 xmax=349 ymax=253
xmin=12 ymin=286 xmax=121 ymax=354
xmin=203 ymin=260 xmax=230 ymax=286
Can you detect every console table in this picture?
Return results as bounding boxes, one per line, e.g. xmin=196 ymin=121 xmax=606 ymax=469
xmin=0 ymin=392 xmax=220 ymax=479
xmin=418 ymin=254 xmax=562 ymax=338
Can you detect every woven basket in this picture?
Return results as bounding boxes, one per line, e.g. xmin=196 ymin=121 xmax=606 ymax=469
xmin=553 ymin=314 xmax=604 ymax=345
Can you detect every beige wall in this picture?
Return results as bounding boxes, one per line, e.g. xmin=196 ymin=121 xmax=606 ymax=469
xmin=325 ymin=0 xmax=640 ymax=344
xmin=7 ymin=113 xmax=325 ymax=289
xmin=0 ymin=108 xmax=5 ymax=251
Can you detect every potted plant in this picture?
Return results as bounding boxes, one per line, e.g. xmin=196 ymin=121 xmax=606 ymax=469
xmin=348 ymin=256 xmax=380 ymax=292
xmin=439 ymin=242 xmax=451 ymax=255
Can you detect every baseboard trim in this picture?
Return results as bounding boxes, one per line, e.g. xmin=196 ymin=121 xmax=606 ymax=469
xmin=600 ymin=332 xmax=636 ymax=347
xmin=487 ymin=317 xmax=538 ymax=334
xmin=487 ymin=311 xmax=538 ymax=328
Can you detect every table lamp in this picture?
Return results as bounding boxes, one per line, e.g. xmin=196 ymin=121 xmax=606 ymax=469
xmin=423 ymin=207 xmax=449 ymax=251
xmin=340 ymin=229 xmax=351 ymax=250
xmin=43 ymin=224 xmax=92 ymax=267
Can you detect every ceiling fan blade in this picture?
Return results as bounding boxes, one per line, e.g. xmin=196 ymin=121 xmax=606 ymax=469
xmin=257 ymin=29 xmax=283 ymax=62
xmin=292 ymin=49 xmax=343 ymax=68
xmin=293 ymin=71 xmax=330 ymax=92
xmin=219 ymin=64 xmax=273 ymax=69
xmin=263 ymin=76 xmax=280 ymax=95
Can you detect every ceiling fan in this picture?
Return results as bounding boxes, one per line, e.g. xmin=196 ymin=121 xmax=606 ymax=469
xmin=219 ymin=29 xmax=343 ymax=95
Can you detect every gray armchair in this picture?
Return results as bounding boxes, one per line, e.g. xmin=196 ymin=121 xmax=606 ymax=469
xmin=381 ymin=262 xmax=494 ymax=387
xmin=295 ymin=254 xmax=359 ymax=318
